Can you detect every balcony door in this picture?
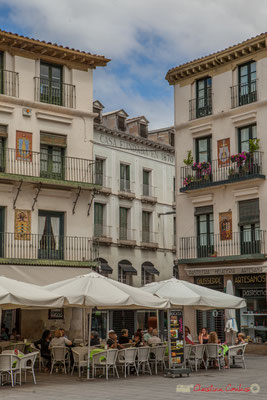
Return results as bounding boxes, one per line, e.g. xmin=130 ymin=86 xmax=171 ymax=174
xmin=238 ymin=61 xmax=256 ymax=106
xmin=95 ymin=158 xmax=104 ymax=185
xmin=120 ymin=163 xmax=130 ymax=191
xmin=0 ymin=137 xmax=5 ymax=172
xmin=40 ymin=145 xmax=64 ymax=180
xmin=94 ymin=203 xmax=104 ymax=237
xmin=0 ymin=207 xmax=4 ymax=257
xmin=40 ymin=62 xmax=62 ymax=106
xmin=196 ymin=136 xmax=212 ymax=163
xmin=196 ymin=77 xmax=212 ymax=118
xmin=38 ymin=211 xmax=64 ymax=260
xmin=239 ymin=199 xmax=261 ymax=255
xmin=142 ymin=211 xmax=151 ymax=243
xmin=196 ymin=207 xmax=214 ymax=258
xmin=143 ymin=169 xmax=150 ymax=196
xmin=119 ymin=207 xmax=128 ymax=240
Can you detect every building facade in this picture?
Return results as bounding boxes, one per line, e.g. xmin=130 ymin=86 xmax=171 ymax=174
xmin=167 ymin=33 xmax=267 ymax=342
xmin=0 ymin=30 xmax=109 ymax=338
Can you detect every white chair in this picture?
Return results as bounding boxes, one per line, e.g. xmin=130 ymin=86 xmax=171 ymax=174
xmin=228 ymin=343 xmax=247 ymax=369
xmin=188 ymin=344 xmax=206 ymax=371
xmin=30 ymin=344 xmax=43 ymax=371
xmin=117 ymin=348 xmax=138 ymax=378
xmin=205 ymin=344 xmax=224 ymax=370
xmin=5 ymin=343 xmax=25 ymax=353
xmin=71 ymin=347 xmax=88 ymax=377
xmin=50 ymin=346 xmax=69 ymax=374
xmin=20 ymin=352 xmax=38 ymax=384
xmin=0 ymin=354 xmax=21 ymax=387
xmin=92 ymin=349 xmax=119 ymax=380
xmin=184 ymin=344 xmax=192 ymax=367
xmin=149 ymin=345 xmax=167 ymax=374
xmin=137 ymin=347 xmax=152 ymax=375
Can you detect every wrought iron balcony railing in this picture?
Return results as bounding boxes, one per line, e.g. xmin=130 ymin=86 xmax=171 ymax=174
xmin=189 ymin=95 xmax=212 ymax=120
xmin=118 ymin=227 xmax=136 ymax=242
xmin=141 ymin=230 xmax=158 ymax=244
xmin=0 ymin=232 xmax=98 ymax=261
xmin=231 ymin=80 xmax=257 ymax=108
xmin=179 ymin=230 xmax=265 ymax=260
xmin=141 ymin=184 xmax=157 ymax=198
xmin=0 ymin=148 xmax=97 ymax=185
xmin=180 ymin=152 xmax=264 ymax=191
xmin=94 ymin=224 xmax=112 ymax=238
xmin=0 ymin=69 xmax=19 ymax=97
xmin=34 ymin=77 xmax=76 ymax=108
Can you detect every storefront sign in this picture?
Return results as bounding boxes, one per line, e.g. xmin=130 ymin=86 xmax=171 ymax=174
xmin=168 ymin=310 xmax=184 ymax=366
xmin=217 ymin=138 xmax=230 ymax=167
xmin=219 ymin=211 xmax=232 ymax=240
xmin=234 ymin=274 xmax=266 ymax=288
xmin=242 ymin=288 xmax=266 ymax=298
xmin=48 ymin=309 xmax=64 ymax=320
xmin=195 ymin=276 xmax=223 ymax=288
xmin=186 ymin=266 xmax=264 ymax=276
xmin=14 ymin=209 xmax=31 ymax=240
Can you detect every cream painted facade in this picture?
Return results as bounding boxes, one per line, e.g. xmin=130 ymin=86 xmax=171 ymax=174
xmin=93 ymin=103 xmax=176 ymax=287
xmin=168 ymin=33 xmax=267 ymax=341
xmin=0 ymin=31 xmax=109 ymax=339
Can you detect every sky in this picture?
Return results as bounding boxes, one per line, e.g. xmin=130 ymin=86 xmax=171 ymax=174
xmin=1 ymin=0 xmax=267 ymax=129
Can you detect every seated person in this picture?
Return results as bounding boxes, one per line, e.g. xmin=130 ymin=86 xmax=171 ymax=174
xmin=133 ymin=331 xmax=143 ymax=347
xmin=118 ymin=329 xmax=131 ymax=346
xmin=34 ymin=330 xmax=52 ymax=371
xmin=49 ymin=329 xmax=72 ymax=348
xmin=185 ymin=326 xmax=195 ymax=345
xmin=10 ymin=328 xmax=22 ymax=341
xmin=208 ymin=331 xmax=229 ymax=369
xmin=0 ymin=326 xmax=9 ymax=341
xmin=147 ymin=329 xmax=161 ymax=346
xmin=106 ymin=330 xmax=123 ymax=349
xmin=90 ymin=331 xmax=100 ymax=346
xmin=199 ymin=327 xmax=209 ymax=344
xmin=144 ymin=327 xmax=153 ymax=343
xmin=235 ymin=332 xmax=246 ymax=345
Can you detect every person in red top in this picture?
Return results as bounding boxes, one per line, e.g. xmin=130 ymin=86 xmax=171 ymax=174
xmin=185 ymin=326 xmax=195 ymax=345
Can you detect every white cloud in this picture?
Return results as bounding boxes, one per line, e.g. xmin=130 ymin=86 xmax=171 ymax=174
xmin=2 ymin=0 xmax=267 ymax=127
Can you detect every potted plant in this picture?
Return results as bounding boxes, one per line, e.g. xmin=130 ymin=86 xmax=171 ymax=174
xmin=249 ymin=138 xmax=260 ymax=174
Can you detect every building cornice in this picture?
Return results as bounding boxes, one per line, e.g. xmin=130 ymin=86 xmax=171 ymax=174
xmin=94 ymin=123 xmax=175 ymax=153
xmin=0 ymin=29 xmax=110 ymax=70
xmin=166 ymin=32 xmax=267 ymax=85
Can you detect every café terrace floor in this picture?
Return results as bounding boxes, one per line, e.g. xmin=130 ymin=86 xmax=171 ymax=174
xmin=1 ymin=354 xmax=267 ymax=400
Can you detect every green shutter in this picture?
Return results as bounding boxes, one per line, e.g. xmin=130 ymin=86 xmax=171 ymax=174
xmin=143 ymin=170 xmax=149 ymax=185
xmin=119 ymin=207 xmax=128 ymax=239
xmin=142 ymin=211 xmax=150 ymax=242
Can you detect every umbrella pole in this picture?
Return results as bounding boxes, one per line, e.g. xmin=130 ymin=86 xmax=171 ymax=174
xmin=87 ymin=308 xmax=92 ymax=380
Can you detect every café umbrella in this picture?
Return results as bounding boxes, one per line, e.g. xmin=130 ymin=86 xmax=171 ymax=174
xmin=45 ymin=271 xmax=169 ymax=378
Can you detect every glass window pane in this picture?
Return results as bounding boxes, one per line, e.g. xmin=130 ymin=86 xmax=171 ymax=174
xmin=252 ymin=125 xmax=257 ymax=139
xmin=240 ymin=128 xmax=249 ymax=142
xmin=198 ymin=139 xmax=208 ymax=152
xmin=40 ymin=64 xmax=49 ymax=78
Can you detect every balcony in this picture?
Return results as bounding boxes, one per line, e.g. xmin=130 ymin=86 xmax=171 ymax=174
xmin=0 ymin=69 xmax=19 ymax=97
xmin=178 ymin=230 xmax=265 ymax=264
xmin=118 ymin=179 xmax=135 ymax=200
xmin=95 ymin=174 xmax=112 ymax=195
xmin=189 ymin=95 xmax=212 ymax=120
xmin=34 ymin=77 xmax=76 ymax=108
xmin=93 ymin=224 xmax=112 ymax=245
xmin=0 ymin=232 xmax=98 ymax=266
xmin=140 ymin=231 xmax=158 ymax=250
xmin=141 ymin=184 xmax=157 ymax=204
xmin=117 ymin=228 xmax=136 ymax=247
xmin=231 ymin=80 xmax=257 ymax=108
xmin=0 ymin=148 xmax=98 ymax=189
xmin=180 ymin=152 xmax=264 ymax=192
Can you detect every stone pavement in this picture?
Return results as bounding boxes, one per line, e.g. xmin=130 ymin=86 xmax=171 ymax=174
xmin=1 ymin=355 xmax=267 ymax=400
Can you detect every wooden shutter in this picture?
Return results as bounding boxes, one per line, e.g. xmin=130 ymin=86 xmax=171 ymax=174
xmin=142 ymin=211 xmax=150 ymax=232
xmin=143 ymin=170 xmax=149 ymax=185
xmin=94 ymin=203 xmax=103 ymax=226
xmin=239 ymin=199 xmax=259 ymax=225
xmin=40 ymin=132 xmax=67 ymax=147
xmin=119 ymin=208 xmax=127 ymax=229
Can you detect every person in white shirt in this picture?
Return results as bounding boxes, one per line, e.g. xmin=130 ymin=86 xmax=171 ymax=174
xmin=147 ymin=329 xmax=161 ymax=346
xmin=49 ymin=329 xmax=72 ymax=348
xmin=144 ymin=327 xmax=153 ymax=343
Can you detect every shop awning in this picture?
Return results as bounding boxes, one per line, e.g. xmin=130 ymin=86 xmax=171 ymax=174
xmin=0 ymin=264 xmax=94 ymax=286
xmin=100 ymin=263 xmax=113 ymax=274
xmin=142 ymin=262 xmax=159 ymax=275
xmin=118 ymin=262 xmax=137 ymax=275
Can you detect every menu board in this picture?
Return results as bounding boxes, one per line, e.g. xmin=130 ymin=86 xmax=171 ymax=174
xmin=169 ymin=310 xmax=184 ymax=366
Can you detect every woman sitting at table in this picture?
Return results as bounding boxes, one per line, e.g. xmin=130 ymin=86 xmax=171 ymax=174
xmin=185 ymin=326 xmax=195 ymax=345
xmin=235 ymin=332 xmax=246 ymax=345
xmin=198 ymin=327 xmax=209 ymax=344
xmin=10 ymin=328 xmax=22 ymax=341
xmin=50 ymin=329 xmax=72 ymax=348
xmin=90 ymin=331 xmax=100 ymax=346
xmin=34 ymin=330 xmax=52 ymax=371
xmin=133 ymin=331 xmax=143 ymax=347
xmin=118 ymin=329 xmax=132 ymax=346
xmin=0 ymin=325 xmax=9 ymax=341
xmin=208 ymin=331 xmax=229 ymax=369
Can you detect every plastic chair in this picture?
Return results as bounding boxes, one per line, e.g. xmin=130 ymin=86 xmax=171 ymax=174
xmin=137 ymin=347 xmax=152 ymax=375
xmin=117 ymin=348 xmax=138 ymax=378
xmin=20 ymin=352 xmax=38 ymax=384
xmin=228 ymin=343 xmax=247 ymax=369
xmin=184 ymin=344 xmax=192 ymax=367
xmin=30 ymin=344 xmax=43 ymax=371
xmin=71 ymin=347 xmax=88 ymax=377
xmin=188 ymin=344 xmax=206 ymax=371
xmin=92 ymin=349 xmax=119 ymax=380
xmin=149 ymin=345 xmax=166 ymax=374
xmin=0 ymin=354 xmax=21 ymax=387
xmin=50 ymin=346 xmax=69 ymax=374
xmin=205 ymin=344 xmax=224 ymax=370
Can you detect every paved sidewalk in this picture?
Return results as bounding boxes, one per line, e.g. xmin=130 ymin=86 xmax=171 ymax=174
xmin=1 ymin=355 xmax=266 ymax=400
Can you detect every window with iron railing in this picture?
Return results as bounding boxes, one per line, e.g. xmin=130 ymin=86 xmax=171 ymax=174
xmin=95 ymin=158 xmax=104 ymax=185
xmin=231 ymin=61 xmax=257 ymax=108
xmin=120 ymin=163 xmax=130 ymax=191
xmin=189 ymin=77 xmax=212 ymax=120
xmin=119 ymin=207 xmax=128 ymax=240
xmin=94 ymin=203 xmax=104 ymax=237
xmin=143 ymin=169 xmax=150 ymax=196
xmin=142 ymin=211 xmax=151 ymax=242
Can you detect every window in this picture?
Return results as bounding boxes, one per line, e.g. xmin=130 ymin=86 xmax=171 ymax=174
xmin=142 ymin=211 xmax=151 ymax=243
xmin=173 ymin=216 xmax=176 ymax=247
xmin=120 ymin=163 xmax=130 ymax=191
xmin=94 ymin=203 xmax=104 ymax=237
xmin=239 ymin=199 xmax=261 ymax=255
xmin=93 ymin=107 xmax=102 ymax=124
xmin=196 ymin=136 xmax=212 ymax=163
xmin=142 ymin=268 xmax=155 ymax=286
xmin=95 ymin=158 xmax=104 ymax=185
xmin=40 ymin=62 xmax=62 ymax=106
xmin=173 ymin=265 xmax=179 ymax=279
xmin=139 ymin=124 xmax=147 ymax=138
xmin=0 ymin=207 xmax=4 ymax=258
xmin=38 ymin=211 xmax=64 ymax=260
xmin=118 ymin=260 xmax=136 ymax=285
xmin=238 ymin=61 xmax=256 ymax=106
xmin=238 ymin=125 xmax=256 ymax=153
xmin=196 ymin=77 xmax=212 ymax=118
xmin=170 ymin=132 xmax=175 ymax=147
xmin=119 ymin=207 xmax=128 ymax=240
xmin=0 ymin=137 xmax=5 ymax=172
xmin=117 ymin=116 xmax=126 ymax=131
xmin=143 ymin=169 xmax=150 ymax=196
xmin=195 ymin=206 xmax=214 ymax=258
xmin=40 ymin=145 xmax=64 ymax=180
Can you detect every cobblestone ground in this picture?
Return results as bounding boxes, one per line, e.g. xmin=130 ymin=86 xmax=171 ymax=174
xmin=1 ymin=355 xmax=266 ymax=400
